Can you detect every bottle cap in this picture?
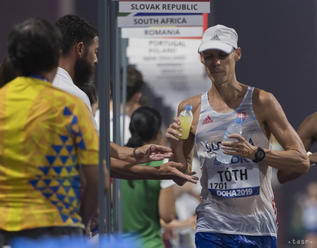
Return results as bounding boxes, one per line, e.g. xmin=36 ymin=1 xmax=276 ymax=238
xmin=185 ymin=104 xmax=192 ymax=111
xmin=234 ymin=118 xmax=244 ymax=124
xmin=234 ymin=112 xmax=246 ymax=124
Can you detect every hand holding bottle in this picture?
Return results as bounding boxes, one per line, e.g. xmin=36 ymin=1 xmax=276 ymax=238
xmin=165 ymin=104 xmax=193 ymax=143
xmin=216 ymin=112 xmax=246 ymax=164
xmin=179 ymin=105 xmax=193 ymax=140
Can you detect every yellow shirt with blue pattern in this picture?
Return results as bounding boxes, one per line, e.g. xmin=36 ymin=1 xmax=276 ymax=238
xmin=0 ymin=76 xmax=99 ymax=231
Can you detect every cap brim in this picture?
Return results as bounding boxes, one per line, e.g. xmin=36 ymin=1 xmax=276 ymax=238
xmin=198 ymin=40 xmax=233 ymax=54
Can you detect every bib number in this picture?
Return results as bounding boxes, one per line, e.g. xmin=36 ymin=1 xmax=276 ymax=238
xmin=207 ymin=159 xmax=260 ymax=199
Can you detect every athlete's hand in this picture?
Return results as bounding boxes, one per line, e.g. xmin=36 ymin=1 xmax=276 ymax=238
xmin=134 ymin=144 xmax=173 ymax=163
xmin=221 ymin=134 xmax=257 ymax=160
xmin=166 ymin=117 xmax=182 ymax=144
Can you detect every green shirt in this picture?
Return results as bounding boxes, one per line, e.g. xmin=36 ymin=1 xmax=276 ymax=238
xmin=122 ymin=160 xmax=164 ymax=248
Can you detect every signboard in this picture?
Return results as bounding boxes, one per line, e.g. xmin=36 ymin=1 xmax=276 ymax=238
xmin=118 ymin=13 xmax=203 ymax=27
xmin=127 ymin=39 xmax=200 ymax=57
xmin=126 ymin=38 xmax=210 ymax=112
xmin=121 ymin=26 xmax=203 ymax=38
xmin=119 ymin=0 xmax=210 ymax=13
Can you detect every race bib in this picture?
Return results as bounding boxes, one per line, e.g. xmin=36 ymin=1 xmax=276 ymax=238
xmin=207 ymin=157 xmax=260 ymax=198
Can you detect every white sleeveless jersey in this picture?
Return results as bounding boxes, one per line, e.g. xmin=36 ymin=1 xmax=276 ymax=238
xmin=195 ymin=86 xmax=278 ymax=237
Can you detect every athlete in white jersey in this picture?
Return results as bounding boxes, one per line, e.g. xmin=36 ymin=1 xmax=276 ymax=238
xmin=166 ymin=24 xmax=310 ymax=247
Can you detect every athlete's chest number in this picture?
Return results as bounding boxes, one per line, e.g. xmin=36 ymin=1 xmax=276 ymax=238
xmin=210 ymin=182 xmax=227 ymax=189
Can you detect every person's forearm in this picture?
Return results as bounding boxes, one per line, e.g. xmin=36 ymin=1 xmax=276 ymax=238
xmin=277 ymin=150 xmax=313 ymax=184
xmin=160 ymin=216 xmax=196 ymax=229
xmin=80 ymin=165 xmax=100 ymax=227
xmin=110 ymin=157 xmax=161 ymax=179
xmin=110 ymin=157 xmax=197 ymax=184
xmin=264 ymin=148 xmax=309 ymax=173
xmin=159 ymin=187 xmax=176 ymax=223
xmin=111 ymin=164 xmax=162 ymax=179
xmin=110 ymin=142 xmax=136 ymax=163
xmin=277 ymin=169 xmax=303 ymax=184
xmin=172 ymin=143 xmax=186 ymax=164
xmin=171 ymin=142 xmax=191 ymax=173
xmin=81 ymin=182 xmax=98 ymax=226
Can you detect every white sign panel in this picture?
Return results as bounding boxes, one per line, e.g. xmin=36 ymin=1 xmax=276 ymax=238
xmin=119 ymin=1 xmax=210 ymax=13
xmin=126 ymin=38 xmax=210 ymax=111
xmin=118 ymin=13 xmax=203 ymax=27
xmin=122 ymin=26 xmax=203 ymax=38
xmin=127 ymin=39 xmax=200 ymax=57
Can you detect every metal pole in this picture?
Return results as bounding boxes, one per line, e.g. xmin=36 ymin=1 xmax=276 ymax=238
xmin=110 ymin=0 xmax=121 ymax=233
xmin=97 ymin=0 xmax=111 ymax=234
xmin=116 ymin=28 xmax=124 ymax=234
xmin=121 ymin=38 xmax=128 ymax=146
xmin=113 ymin=35 xmax=130 ymax=234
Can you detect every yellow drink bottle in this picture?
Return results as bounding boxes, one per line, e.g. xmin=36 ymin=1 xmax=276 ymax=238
xmin=179 ymin=105 xmax=193 ymax=140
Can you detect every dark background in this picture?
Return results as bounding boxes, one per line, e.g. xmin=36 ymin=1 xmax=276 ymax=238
xmin=1 ymin=0 xmax=316 ymax=247
xmin=210 ymin=0 xmax=317 ymax=129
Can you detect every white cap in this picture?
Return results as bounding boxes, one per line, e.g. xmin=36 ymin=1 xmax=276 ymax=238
xmin=198 ymin=24 xmax=238 ymax=54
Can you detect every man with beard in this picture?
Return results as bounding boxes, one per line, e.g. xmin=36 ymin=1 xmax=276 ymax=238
xmin=53 ymin=15 xmax=97 ymax=116
xmin=53 ymin=15 xmax=191 ymax=178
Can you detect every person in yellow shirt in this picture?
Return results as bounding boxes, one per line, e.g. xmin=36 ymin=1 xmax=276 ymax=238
xmin=0 ymin=17 xmax=100 ymax=246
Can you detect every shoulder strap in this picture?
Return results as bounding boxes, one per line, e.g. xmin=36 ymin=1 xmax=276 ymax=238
xmin=238 ymin=86 xmax=254 ymax=110
xmin=246 ymin=86 xmax=255 ymax=103
xmin=200 ymin=91 xmax=209 ymax=113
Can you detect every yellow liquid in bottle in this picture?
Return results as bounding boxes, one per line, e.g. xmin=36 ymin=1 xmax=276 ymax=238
xmin=179 ymin=115 xmax=192 ymax=140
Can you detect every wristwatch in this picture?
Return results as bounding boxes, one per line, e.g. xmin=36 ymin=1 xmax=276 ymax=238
xmin=253 ymin=147 xmax=266 ymax=163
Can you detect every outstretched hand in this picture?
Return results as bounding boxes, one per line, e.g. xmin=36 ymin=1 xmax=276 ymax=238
xmin=134 ymin=144 xmax=173 ymax=163
xmin=159 ymin=161 xmax=198 ymax=185
xmin=221 ymin=134 xmax=257 ymax=160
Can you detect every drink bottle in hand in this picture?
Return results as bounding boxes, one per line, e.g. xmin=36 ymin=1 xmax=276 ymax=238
xmin=179 ymin=105 xmax=193 ymax=140
xmin=216 ymin=113 xmax=245 ymax=164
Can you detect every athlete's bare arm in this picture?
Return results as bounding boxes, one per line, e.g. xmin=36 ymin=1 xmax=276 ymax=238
xmin=297 ymin=112 xmax=317 ymax=164
xmin=110 ymin=141 xmax=173 ymax=163
xmin=166 ymin=95 xmax=201 ymax=174
xmin=221 ymin=89 xmax=309 ymax=183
